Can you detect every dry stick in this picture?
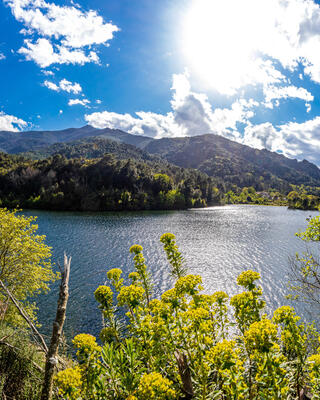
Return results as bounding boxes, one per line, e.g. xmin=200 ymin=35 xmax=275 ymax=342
xmin=41 ymin=253 xmax=71 ymax=400
xmin=0 ymin=341 xmax=44 ymax=373
xmin=0 ymin=279 xmax=48 ymax=354
xmin=174 ymin=351 xmax=194 ymax=399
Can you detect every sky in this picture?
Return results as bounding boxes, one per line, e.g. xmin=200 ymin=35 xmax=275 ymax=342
xmin=2 ymin=0 xmax=320 ymax=165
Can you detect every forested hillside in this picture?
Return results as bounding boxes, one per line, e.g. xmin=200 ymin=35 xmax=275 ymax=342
xmin=0 ymin=152 xmax=221 ymax=211
xmin=21 ymin=137 xmax=157 ymax=162
xmin=143 ymin=134 xmax=320 ymax=191
xmin=2 ymin=126 xmax=320 ymax=194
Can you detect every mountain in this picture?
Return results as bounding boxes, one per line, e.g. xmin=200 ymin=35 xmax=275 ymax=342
xmin=0 ymin=125 xmax=153 ymax=154
xmin=142 ymin=134 xmax=320 ymax=190
xmin=1 ymin=125 xmax=320 ymax=192
xmin=21 ymin=136 xmax=158 ymax=162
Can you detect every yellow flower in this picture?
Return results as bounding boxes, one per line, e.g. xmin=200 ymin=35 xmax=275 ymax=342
xmin=237 ymin=270 xmax=261 ymax=289
xmin=117 ymin=284 xmax=145 ymax=308
xmin=54 ymin=366 xmax=82 ymax=399
xmin=107 ymin=268 xmax=122 ymax=281
xmin=244 ymin=318 xmax=278 ymax=353
xmin=129 ymin=244 xmax=143 ymax=254
xmin=138 ymin=372 xmax=176 ymax=399
xmin=160 ymin=233 xmax=176 ymax=243
xmin=212 ymin=291 xmax=229 ymax=304
xmin=206 ymin=339 xmax=239 ymax=370
xmin=73 ymin=333 xmax=101 ymax=354
xmin=273 ymin=305 xmax=300 ymax=324
xmin=94 ymin=285 xmax=113 ymax=308
xmin=175 ymin=274 xmax=202 ymax=296
xmin=129 ymin=271 xmax=140 ymax=282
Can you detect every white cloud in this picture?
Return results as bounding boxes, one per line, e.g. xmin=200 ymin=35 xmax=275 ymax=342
xmin=263 ymin=85 xmax=314 ymax=109
xmin=182 ymin=0 xmax=320 ymax=94
xmin=5 ymin=0 xmax=119 ymax=67
xmin=44 ymin=80 xmax=59 ymax=91
xmin=41 ymin=69 xmax=54 ymax=76
xmin=0 ymin=111 xmax=27 ymax=131
xmin=59 ymin=79 xmax=81 ymax=94
xmin=44 ymin=78 xmax=82 ymax=94
xmin=68 ymin=98 xmax=90 ymax=107
xmin=85 ymin=72 xmax=257 ymax=139
xmin=242 ymin=117 xmax=320 ymax=165
xmin=59 ymin=109 xmax=63 ymax=114
xmin=96 ymin=99 xmax=102 ymax=104
xmin=18 ymin=38 xmax=99 ymax=68
xmin=0 ymin=53 xmax=5 ymax=60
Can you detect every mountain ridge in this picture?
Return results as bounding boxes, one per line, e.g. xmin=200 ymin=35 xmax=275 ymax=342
xmin=1 ymin=125 xmax=319 ymax=191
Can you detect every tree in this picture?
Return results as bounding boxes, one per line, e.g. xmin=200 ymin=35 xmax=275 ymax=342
xmin=0 ymin=208 xmax=58 ymax=325
xmin=288 ymin=215 xmax=320 ymax=308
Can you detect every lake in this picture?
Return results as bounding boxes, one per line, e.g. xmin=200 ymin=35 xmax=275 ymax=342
xmin=23 ymin=205 xmax=319 ymax=339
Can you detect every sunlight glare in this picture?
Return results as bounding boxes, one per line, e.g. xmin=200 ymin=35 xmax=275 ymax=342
xmin=182 ymin=0 xmax=280 ymax=95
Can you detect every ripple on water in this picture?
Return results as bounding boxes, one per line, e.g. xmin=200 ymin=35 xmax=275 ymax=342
xmin=22 ymin=205 xmax=319 ymax=339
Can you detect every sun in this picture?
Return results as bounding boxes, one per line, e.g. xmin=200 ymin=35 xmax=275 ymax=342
xmin=181 ymin=0 xmax=278 ymax=95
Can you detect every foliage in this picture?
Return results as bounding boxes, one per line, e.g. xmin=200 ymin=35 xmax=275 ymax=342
xmin=287 ymin=190 xmax=320 ymax=210
xmin=0 ymin=208 xmax=58 ymax=325
xmin=55 ymin=233 xmax=320 ymax=399
xmin=288 ymin=215 xmax=320 ymax=308
xmin=0 ymin=152 xmax=222 ymax=211
xmin=225 ymin=187 xmax=287 ymax=206
xmin=143 ymin=133 xmax=320 ymax=193
xmin=0 ymin=323 xmax=45 ymax=400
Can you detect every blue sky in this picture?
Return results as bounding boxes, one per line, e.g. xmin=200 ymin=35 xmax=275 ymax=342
xmin=2 ymin=0 xmax=320 ymax=165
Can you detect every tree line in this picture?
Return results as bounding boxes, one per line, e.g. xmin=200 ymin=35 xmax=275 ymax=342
xmin=0 ymin=152 xmax=222 ymax=211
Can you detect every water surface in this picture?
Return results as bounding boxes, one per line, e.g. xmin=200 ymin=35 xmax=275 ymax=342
xmin=24 ymin=205 xmax=319 ymax=338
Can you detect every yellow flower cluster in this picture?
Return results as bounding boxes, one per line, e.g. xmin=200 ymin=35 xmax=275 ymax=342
xmin=117 ymin=284 xmax=145 ymax=308
xmin=94 ymin=285 xmax=113 ymax=308
xmin=237 ymin=270 xmax=261 ymax=289
xmin=159 ymin=232 xmax=176 ymax=243
xmin=212 ymin=290 xmax=228 ymax=304
xmin=273 ymin=305 xmax=300 ymax=324
xmin=309 ymin=353 xmax=320 ymax=368
xmin=206 ymin=339 xmax=239 ymax=369
xmin=129 ymin=271 xmax=140 ymax=282
xmin=107 ymin=268 xmax=122 ymax=281
xmin=129 ymin=244 xmax=143 ymax=254
xmin=138 ymin=372 xmax=176 ymax=400
xmin=244 ymin=318 xmax=278 ymax=353
xmin=54 ymin=366 xmax=82 ymax=399
xmin=73 ymin=333 xmax=101 ymax=354
xmin=175 ymin=274 xmax=203 ymax=296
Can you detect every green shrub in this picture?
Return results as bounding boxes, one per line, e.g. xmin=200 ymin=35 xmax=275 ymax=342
xmin=55 ymin=234 xmax=320 ymax=399
xmin=0 ymin=324 xmax=44 ymax=400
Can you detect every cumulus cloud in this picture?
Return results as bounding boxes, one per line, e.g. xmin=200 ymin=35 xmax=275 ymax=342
xmin=59 ymin=79 xmax=81 ymax=94
xmin=85 ymin=72 xmax=257 ymax=139
xmin=242 ymin=117 xmax=320 ymax=165
xmin=263 ymin=85 xmax=314 ymax=109
xmin=0 ymin=111 xmax=27 ymax=131
xmin=183 ymin=0 xmax=320 ymax=94
xmin=0 ymin=53 xmax=5 ymax=60
xmin=5 ymin=0 xmax=119 ymax=67
xmin=44 ymin=80 xmax=59 ymax=91
xmin=68 ymin=98 xmax=90 ymax=107
xmin=18 ymin=38 xmax=99 ymax=68
xmin=44 ymin=78 xmax=82 ymax=94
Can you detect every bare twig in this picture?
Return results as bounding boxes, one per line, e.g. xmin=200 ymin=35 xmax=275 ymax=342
xmin=41 ymin=253 xmax=71 ymax=400
xmin=0 ymin=279 xmax=48 ymax=354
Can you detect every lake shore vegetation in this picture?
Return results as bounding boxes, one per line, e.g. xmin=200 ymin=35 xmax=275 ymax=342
xmin=54 ymin=233 xmax=320 ymax=399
